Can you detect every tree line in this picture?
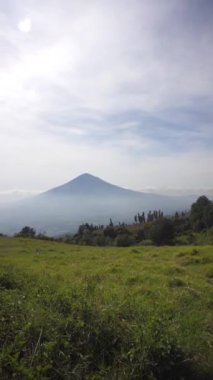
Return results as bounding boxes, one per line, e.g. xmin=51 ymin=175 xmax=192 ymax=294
xmin=13 ymin=196 xmax=213 ymax=246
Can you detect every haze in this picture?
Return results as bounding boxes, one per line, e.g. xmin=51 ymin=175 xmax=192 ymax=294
xmin=0 ymin=0 xmax=213 ymax=196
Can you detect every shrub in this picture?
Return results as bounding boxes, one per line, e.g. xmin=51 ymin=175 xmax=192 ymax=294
xmin=150 ymin=218 xmax=175 ymax=245
xmin=114 ymin=234 xmax=133 ymax=247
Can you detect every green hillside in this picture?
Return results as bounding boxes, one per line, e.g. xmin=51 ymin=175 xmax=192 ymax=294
xmin=0 ymin=237 xmax=213 ymax=379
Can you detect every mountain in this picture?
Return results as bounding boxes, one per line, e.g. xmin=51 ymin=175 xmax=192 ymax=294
xmin=42 ymin=173 xmax=139 ymax=197
xmin=0 ymin=173 xmax=195 ymax=236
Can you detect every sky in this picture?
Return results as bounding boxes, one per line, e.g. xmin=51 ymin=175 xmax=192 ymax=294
xmin=0 ymin=0 xmax=213 ymax=197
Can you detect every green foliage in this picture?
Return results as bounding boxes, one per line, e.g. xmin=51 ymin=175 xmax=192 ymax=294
xmin=15 ymin=226 xmax=36 ymax=238
xmin=0 ymin=267 xmax=23 ymax=290
xmin=150 ymin=218 xmax=175 ymax=245
xmin=114 ymin=233 xmax=133 ymax=247
xmin=191 ymin=196 xmax=213 ymax=231
xmin=203 ymin=204 xmax=213 ymax=228
xmin=55 ymin=196 xmax=213 ymax=247
xmin=103 ymin=225 xmax=117 ymax=239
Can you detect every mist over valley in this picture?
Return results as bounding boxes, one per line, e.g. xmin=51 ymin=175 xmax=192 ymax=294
xmin=0 ymin=173 xmax=196 ymax=236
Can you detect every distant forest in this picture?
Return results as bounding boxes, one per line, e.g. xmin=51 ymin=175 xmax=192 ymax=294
xmin=12 ymin=196 xmax=213 ymax=246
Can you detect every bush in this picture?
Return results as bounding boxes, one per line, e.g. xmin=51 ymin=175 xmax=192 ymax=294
xmin=114 ymin=234 xmax=134 ymax=247
xmin=150 ymin=218 xmax=175 ymax=245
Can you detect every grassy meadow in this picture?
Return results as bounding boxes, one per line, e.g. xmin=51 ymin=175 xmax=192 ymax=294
xmin=0 ymin=236 xmax=213 ymax=379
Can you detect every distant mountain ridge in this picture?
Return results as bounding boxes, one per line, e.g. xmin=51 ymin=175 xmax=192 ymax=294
xmin=0 ymin=173 xmax=196 ymax=235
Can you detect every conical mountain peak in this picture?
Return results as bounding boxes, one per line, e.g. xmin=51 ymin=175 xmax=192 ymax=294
xmin=43 ymin=173 xmax=137 ymax=197
xmin=72 ymin=173 xmax=101 ymax=182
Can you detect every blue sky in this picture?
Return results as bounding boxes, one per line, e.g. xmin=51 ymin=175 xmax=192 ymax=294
xmin=0 ymin=0 xmax=213 ymax=195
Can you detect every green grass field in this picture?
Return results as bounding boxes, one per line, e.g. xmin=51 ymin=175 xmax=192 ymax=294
xmin=0 ymin=237 xmax=213 ymax=379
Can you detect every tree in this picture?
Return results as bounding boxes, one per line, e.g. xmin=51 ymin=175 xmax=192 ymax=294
xmin=16 ymin=226 xmax=36 ymax=238
xmin=109 ymin=218 xmax=114 ymax=227
xmin=203 ymin=203 xmax=213 ymax=228
xmin=190 ymin=196 xmax=213 ymax=231
xmin=104 ymin=225 xmax=116 ymax=239
xmin=150 ymin=218 xmax=174 ymax=245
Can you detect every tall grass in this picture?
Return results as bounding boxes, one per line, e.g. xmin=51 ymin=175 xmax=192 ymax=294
xmin=0 ymin=237 xmax=212 ymax=379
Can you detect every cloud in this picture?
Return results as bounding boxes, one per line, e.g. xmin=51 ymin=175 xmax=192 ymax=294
xmin=0 ymin=0 xmax=212 ymax=191
xmin=18 ymin=17 xmax=31 ymax=33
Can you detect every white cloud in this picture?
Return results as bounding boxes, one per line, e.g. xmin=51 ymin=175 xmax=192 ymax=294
xmin=18 ymin=17 xmax=31 ymax=33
